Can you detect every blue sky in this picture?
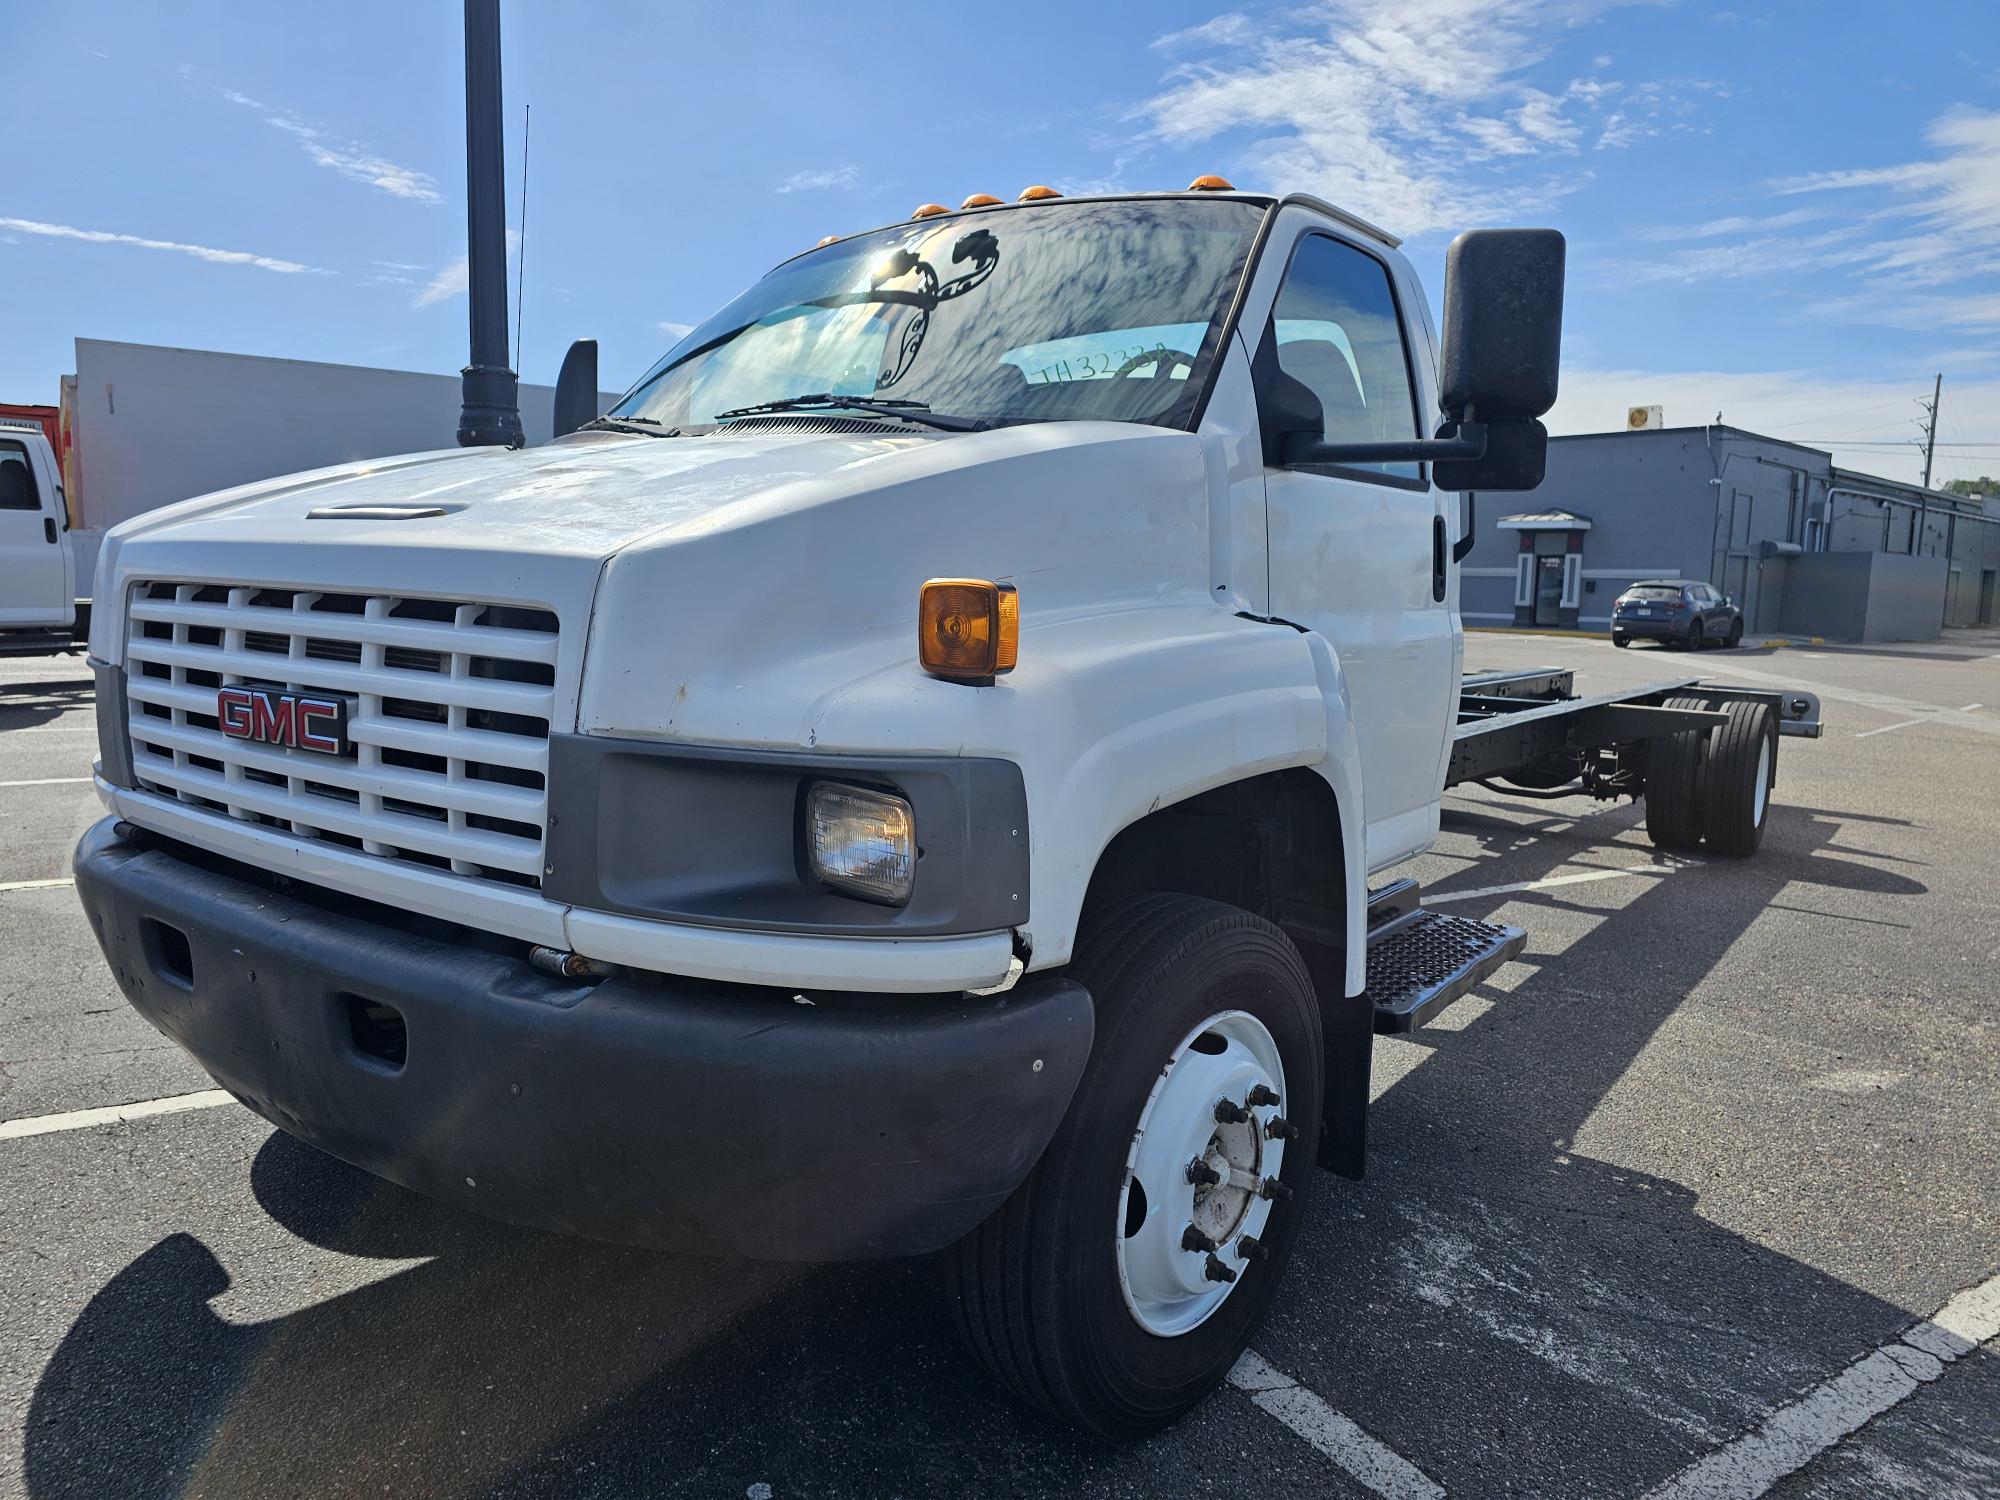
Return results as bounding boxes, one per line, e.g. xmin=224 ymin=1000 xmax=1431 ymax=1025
xmin=4 ymin=0 xmax=1997 ymax=486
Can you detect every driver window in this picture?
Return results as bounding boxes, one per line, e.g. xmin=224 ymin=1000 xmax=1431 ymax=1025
xmin=1268 ymin=235 xmax=1422 ymax=482
xmin=0 ymin=441 xmax=41 ymax=511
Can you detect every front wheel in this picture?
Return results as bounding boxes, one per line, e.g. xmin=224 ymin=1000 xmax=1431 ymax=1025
xmin=945 ymin=894 xmax=1325 ymax=1440
xmin=1725 ymin=618 xmax=1744 ymax=648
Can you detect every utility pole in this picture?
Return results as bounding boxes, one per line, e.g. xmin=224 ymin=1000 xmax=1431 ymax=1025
xmin=456 ymin=0 xmax=523 ymax=448
xmin=1919 ymin=372 xmax=1942 ymax=491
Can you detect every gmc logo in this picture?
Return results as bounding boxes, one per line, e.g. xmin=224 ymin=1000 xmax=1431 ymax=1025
xmin=217 ymin=687 xmax=352 ymax=756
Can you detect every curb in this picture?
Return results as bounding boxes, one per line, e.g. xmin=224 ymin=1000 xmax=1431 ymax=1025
xmin=1465 ymin=625 xmax=1613 ymax=641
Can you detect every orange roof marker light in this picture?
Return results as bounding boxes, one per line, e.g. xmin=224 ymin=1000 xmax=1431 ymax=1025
xmin=960 ymin=193 xmax=1003 ymax=209
xmin=1188 ymin=174 xmax=1236 ymax=191
xmin=911 ymin=203 xmax=950 ymax=219
xmin=1017 ymin=185 xmax=1063 ymax=201
xmin=815 ymin=234 xmax=842 ymax=248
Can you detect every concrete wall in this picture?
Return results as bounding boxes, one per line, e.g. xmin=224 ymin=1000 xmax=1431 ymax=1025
xmin=1777 ymin=552 xmax=1949 ymax=641
xmin=70 ymin=339 xmax=619 ymax=530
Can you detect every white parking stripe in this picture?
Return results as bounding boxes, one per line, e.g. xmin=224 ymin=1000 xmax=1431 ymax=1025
xmin=0 ymin=776 xmax=92 ymax=788
xmin=0 ymin=877 xmax=74 ymax=893
xmin=1231 ymin=1351 xmax=1445 ymax=1499
xmin=1855 ymin=718 xmax=1928 ymax=739
xmin=1426 ymin=863 xmax=1687 ymax=905
xmin=0 ymin=1088 xmax=236 ymax=1141
xmin=1641 ymin=1270 xmax=2000 ymax=1500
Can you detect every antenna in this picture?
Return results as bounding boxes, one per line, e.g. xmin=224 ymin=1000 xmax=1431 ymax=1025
xmin=515 ymin=102 xmax=531 ymax=376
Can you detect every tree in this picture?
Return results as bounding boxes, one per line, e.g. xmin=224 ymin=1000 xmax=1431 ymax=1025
xmin=1943 ymin=477 xmax=1996 ymax=498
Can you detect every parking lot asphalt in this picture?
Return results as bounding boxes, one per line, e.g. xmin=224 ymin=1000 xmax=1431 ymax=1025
xmin=2 ymin=630 xmax=1996 ymax=1499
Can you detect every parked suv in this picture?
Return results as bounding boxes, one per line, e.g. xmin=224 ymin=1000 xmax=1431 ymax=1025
xmin=1611 ymin=579 xmax=1743 ymax=649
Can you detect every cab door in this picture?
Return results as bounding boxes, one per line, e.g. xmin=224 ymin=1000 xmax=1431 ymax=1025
xmin=1256 ymin=230 xmax=1457 ymax=870
xmin=0 ymin=436 xmax=68 ymax=626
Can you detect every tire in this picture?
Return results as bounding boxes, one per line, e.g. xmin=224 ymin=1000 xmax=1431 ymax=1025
xmin=70 ymin=602 xmax=92 ymax=645
xmin=1612 ymin=634 xmax=1630 ymax=648
xmin=1725 ymin=618 xmax=1744 ymax=649
xmin=1645 ymin=692 xmax=1711 ymax=852
xmin=945 ymin=893 xmax=1325 ymax=1440
xmin=1684 ymin=620 xmax=1705 ymax=651
xmin=1704 ymin=700 xmax=1776 ymax=857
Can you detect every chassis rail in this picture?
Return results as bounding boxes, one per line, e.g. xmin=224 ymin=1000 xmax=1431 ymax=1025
xmin=1447 ymin=668 xmax=1822 ymax=793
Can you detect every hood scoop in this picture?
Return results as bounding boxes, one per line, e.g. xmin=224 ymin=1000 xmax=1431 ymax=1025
xmin=308 ymin=502 xmax=456 ymax=521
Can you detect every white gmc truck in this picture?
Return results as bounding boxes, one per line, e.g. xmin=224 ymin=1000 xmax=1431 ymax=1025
xmin=73 ymin=185 xmax=1819 ymax=1439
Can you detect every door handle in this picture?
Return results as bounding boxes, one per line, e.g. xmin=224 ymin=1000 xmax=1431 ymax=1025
xmin=1431 ymin=516 xmax=1447 ymax=602
xmin=43 ymin=516 xmax=58 ymax=545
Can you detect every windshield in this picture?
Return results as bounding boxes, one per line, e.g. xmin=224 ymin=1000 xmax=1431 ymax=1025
xmin=612 ymin=199 xmax=1267 ymax=432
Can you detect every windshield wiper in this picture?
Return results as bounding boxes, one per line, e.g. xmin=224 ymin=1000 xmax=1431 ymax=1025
xmin=711 ymin=394 xmax=988 ymax=432
xmin=580 ymin=415 xmax=676 ymax=437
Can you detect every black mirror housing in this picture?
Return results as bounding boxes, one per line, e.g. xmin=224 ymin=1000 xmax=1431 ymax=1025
xmin=1438 ymin=229 xmax=1565 ymax=420
xmin=553 ymin=337 xmax=600 ymax=439
xmin=1434 ymin=417 xmax=1547 ymax=491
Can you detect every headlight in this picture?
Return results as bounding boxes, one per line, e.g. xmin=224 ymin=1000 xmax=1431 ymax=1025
xmin=806 ymin=782 xmax=916 ymax=905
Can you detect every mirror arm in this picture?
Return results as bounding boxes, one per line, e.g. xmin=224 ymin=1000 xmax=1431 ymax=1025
xmin=1278 ymin=418 xmax=1487 ymax=468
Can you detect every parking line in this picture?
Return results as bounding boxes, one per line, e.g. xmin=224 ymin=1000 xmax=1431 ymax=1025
xmin=1231 ymin=1350 xmax=1444 ymax=1500
xmin=1427 ymin=864 xmax=1686 ymax=905
xmin=0 ymin=776 xmax=92 ymax=788
xmin=0 ymin=877 xmax=74 ymax=893
xmin=1641 ymin=1269 xmax=2000 ymax=1500
xmin=0 ymin=1088 xmax=236 ymax=1141
xmin=1853 ymin=718 xmax=1926 ymax=739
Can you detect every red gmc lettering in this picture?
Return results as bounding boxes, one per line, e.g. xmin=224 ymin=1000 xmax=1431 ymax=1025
xmin=296 ymin=700 xmax=342 ymax=754
xmin=249 ymin=692 xmax=296 ymax=745
xmin=217 ymin=687 xmax=255 ymax=738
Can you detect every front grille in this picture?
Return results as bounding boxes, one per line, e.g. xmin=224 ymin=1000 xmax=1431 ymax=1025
xmin=123 ymin=581 xmax=559 ymax=889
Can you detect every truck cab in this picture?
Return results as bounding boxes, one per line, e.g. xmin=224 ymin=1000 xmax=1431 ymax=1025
xmin=72 ymin=184 xmax=1566 ymax=1440
xmin=0 ymin=422 xmax=86 ymax=636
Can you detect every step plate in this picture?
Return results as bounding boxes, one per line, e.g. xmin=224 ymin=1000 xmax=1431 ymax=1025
xmin=1364 ymin=910 xmax=1526 ymax=1034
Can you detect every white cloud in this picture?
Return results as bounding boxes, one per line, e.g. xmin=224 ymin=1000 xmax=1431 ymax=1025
xmin=776 ymin=165 xmax=859 ymax=194
xmin=0 ymin=215 xmax=323 ymax=274
xmin=1133 ymin=2 xmax=1664 ymax=235
xmin=220 ymin=88 xmax=441 ymax=202
xmin=1549 ymin=365 xmax=2000 ymax=487
xmin=657 ymin=320 xmax=694 ymax=339
xmin=413 ymin=254 xmax=468 ymax=308
xmin=1615 ymin=106 xmax=2000 ymax=321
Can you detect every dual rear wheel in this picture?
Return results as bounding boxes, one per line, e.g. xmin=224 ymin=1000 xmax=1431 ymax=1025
xmin=1646 ymin=696 xmax=1776 ymax=856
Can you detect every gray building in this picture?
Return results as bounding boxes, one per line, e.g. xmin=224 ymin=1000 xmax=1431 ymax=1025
xmin=1461 ymin=426 xmax=2000 ymax=641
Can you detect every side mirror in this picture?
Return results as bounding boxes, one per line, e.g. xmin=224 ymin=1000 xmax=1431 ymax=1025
xmin=1433 ymin=228 xmax=1565 ymax=491
xmin=553 ymin=337 xmax=600 ymax=439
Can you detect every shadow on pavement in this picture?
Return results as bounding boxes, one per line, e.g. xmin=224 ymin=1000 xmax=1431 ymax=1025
xmin=21 ymin=797 xmax=1972 ymax=1499
xmin=1257 ymin=799 xmax=1957 ymax=1496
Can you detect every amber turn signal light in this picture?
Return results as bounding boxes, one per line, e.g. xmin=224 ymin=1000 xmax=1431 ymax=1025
xmin=919 ymin=579 xmax=1019 ymax=682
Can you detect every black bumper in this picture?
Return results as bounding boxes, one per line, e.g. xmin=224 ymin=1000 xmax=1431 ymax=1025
xmin=73 ymin=818 xmax=1092 ymax=1261
xmin=1610 ymin=617 xmax=1688 ymax=640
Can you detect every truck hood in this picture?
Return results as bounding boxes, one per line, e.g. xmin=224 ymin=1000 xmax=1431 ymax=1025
xmin=95 ymin=422 xmax=1217 ymax=737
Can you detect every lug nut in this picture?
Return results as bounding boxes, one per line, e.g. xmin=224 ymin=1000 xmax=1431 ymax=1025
xmin=1265 ymin=1115 xmax=1299 ymax=1142
xmin=1214 ymin=1099 xmax=1251 ymax=1125
xmin=1186 ymin=1158 xmax=1222 ymax=1187
xmin=1259 ymin=1176 xmax=1293 ymax=1203
xmin=1204 ymin=1253 xmax=1238 ymax=1285
xmin=1246 ymin=1084 xmax=1280 ymax=1108
xmin=1182 ymin=1225 xmax=1217 ymax=1254
xmin=1238 ymin=1235 xmax=1270 ymax=1261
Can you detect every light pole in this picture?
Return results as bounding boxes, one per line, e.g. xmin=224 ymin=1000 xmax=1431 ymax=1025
xmin=456 ymin=0 xmax=523 ymax=448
